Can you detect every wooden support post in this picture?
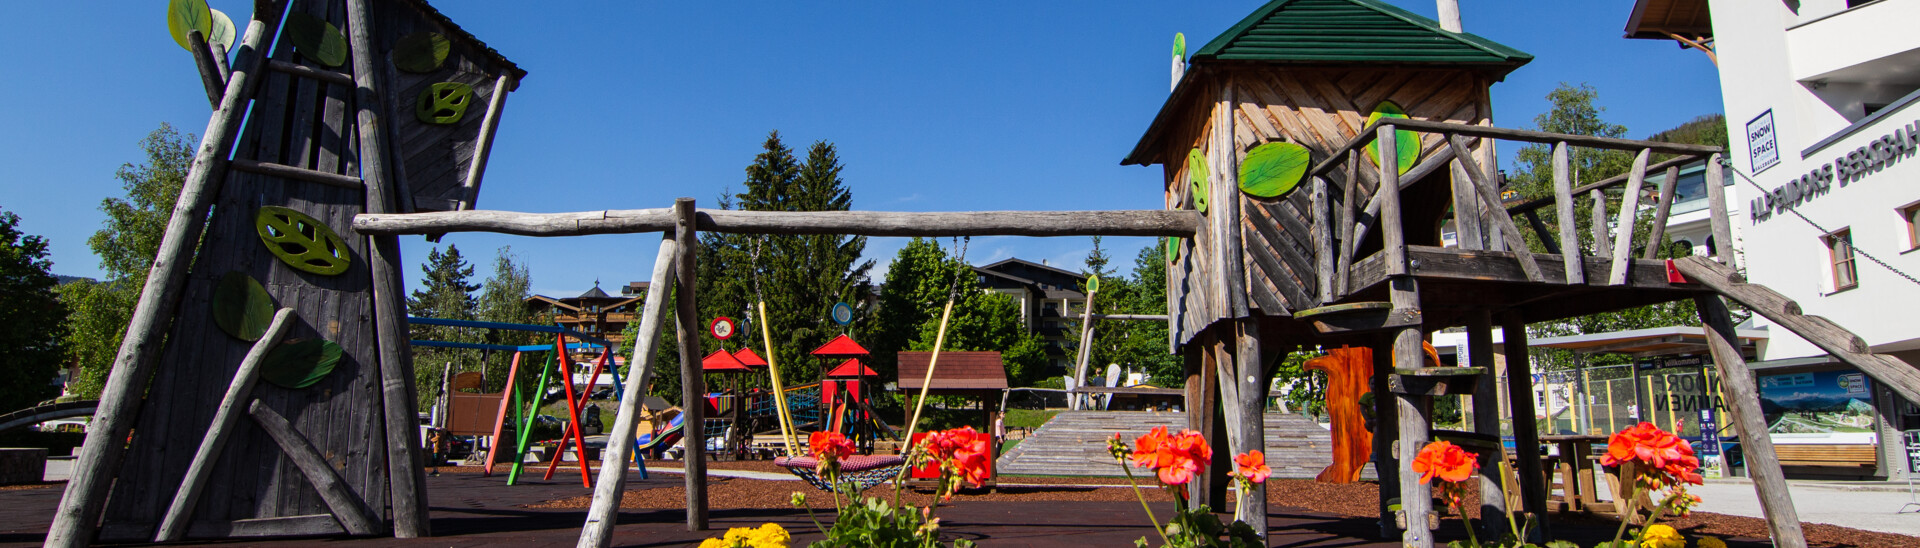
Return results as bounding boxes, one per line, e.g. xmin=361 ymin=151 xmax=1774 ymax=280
xmin=1523 ymin=210 xmax=1561 ymax=255
xmin=1071 ymin=286 xmax=1100 ymax=411
xmin=1185 ymin=337 xmax=1223 ymax=507
xmin=1369 ymin=342 xmax=1401 ymax=540
xmin=1449 ymin=137 xmax=1544 ymax=282
xmin=155 ymin=309 xmax=296 ymax=542
xmin=673 ymin=199 xmax=708 ymax=531
xmin=1695 ymin=295 xmax=1806 ymax=548
xmin=579 ymin=235 xmax=679 ymax=548
xmin=1703 ymin=154 xmax=1735 ymax=265
xmin=1501 ymin=311 xmax=1550 ymax=542
xmin=1215 ymin=82 xmax=1248 ymax=318
xmin=458 ymin=73 xmax=515 ymax=210
xmin=1552 ymin=142 xmax=1584 ymax=284
xmin=186 ymin=30 xmax=224 ymax=109
xmin=1449 ymin=159 xmax=1485 ymax=251
xmin=47 ymin=5 xmax=284 ymax=545
xmin=248 ymin=401 xmax=381 ymax=536
xmin=1389 ymin=300 xmax=1429 ymax=546
xmin=1377 ymin=125 xmax=1407 ymax=277
xmin=1588 ymin=188 xmax=1610 ymax=259
xmin=346 ymin=0 xmax=428 ymax=535
xmin=1313 ymin=177 xmax=1334 ymax=304
xmin=1643 ymin=165 xmax=1682 ymax=259
xmin=1227 ymin=318 xmax=1267 ymax=537
xmin=209 ymin=42 xmax=230 ymax=85
xmin=1466 ymin=311 xmax=1510 ymax=539
xmin=1336 ymin=152 xmax=1360 ymax=298
xmin=1609 ymin=149 xmax=1650 ymax=284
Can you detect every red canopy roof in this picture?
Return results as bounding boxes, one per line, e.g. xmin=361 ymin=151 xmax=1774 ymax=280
xmin=810 ymin=334 xmax=870 ymax=357
xmin=732 ymin=347 xmax=769 ymax=367
xmin=824 ymin=358 xmax=878 ymax=378
xmin=701 ymin=350 xmax=750 ymax=372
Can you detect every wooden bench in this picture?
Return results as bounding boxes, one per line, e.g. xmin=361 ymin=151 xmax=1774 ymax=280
xmin=1772 ymin=444 xmax=1877 ymax=468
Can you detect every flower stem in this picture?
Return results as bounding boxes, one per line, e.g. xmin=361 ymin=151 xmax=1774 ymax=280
xmin=1611 ymin=483 xmax=1643 ymax=548
xmin=1114 ymin=456 xmax=1173 ymax=547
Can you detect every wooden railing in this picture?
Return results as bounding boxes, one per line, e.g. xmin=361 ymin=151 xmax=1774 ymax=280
xmin=1305 ymin=119 xmax=1728 ymax=304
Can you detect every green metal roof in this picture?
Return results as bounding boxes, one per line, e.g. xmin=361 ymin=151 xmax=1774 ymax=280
xmin=1191 ymin=0 xmax=1532 ymax=66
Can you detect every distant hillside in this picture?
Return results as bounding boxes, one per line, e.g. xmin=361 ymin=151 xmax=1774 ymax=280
xmin=56 ymin=275 xmax=97 ymax=285
xmin=1648 ymin=114 xmax=1728 ymax=149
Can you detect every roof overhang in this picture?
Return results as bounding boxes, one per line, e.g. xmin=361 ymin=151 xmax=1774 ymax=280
xmin=1624 ymin=0 xmax=1713 ymax=41
xmin=1531 ymin=325 xmax=1765 ymax=357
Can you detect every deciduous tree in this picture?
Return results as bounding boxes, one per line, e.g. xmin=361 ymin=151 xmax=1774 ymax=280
xmin=0 ymin=210 xmax=67 ymax=411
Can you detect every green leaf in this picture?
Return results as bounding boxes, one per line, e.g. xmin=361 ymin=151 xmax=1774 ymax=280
xmin=212 ymin=272 xmax=275 ymax=341
xmin=1167 ymin=236 xmax=1181 ymax=259
xmin=255 ymin=206 xmax=352 ymax=276
xmin=415 ymin=82 xmax=475 ymax=124
xmin=1186 ymin=148 xmax=1209 ymax=213
xmin=260 ymin=339 xmax=342 ymax=389
xmin=166 ymin=0 xmax=213 ymax=51
xmin=1238 ymin=141 xmax=1310 ymax=198
xmin=1087 ymin=276 xmax=1100 ymax=293
xmin=285 ymin=12 xmax=349 ymax=68
xmin=392 ymin=31 xmax=450 ymax=73
xmin=1172 ymin=32 xmax=1186 ymax=59
xmin=207 ymin=9 xmax=237 ymax=52
xmin=1364 ymin=101 xmax=1420 ymax=175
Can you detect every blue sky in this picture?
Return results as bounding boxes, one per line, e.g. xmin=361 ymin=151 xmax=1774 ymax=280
xmin=2 ymin=1 xmax=1720 ymax=298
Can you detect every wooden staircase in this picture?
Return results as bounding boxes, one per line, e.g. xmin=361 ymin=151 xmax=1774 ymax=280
xmin=996 ymin=410 xmax=1374 ymax=480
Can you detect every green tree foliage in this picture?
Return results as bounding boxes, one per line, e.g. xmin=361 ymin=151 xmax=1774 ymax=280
xmin=475 ymin=247 xmax=539 ymax=393
xmin=0 ymin=210 xmax=68 ymax=411
xmin=868 ymin=238 xmax=955 ymax=381
xmin=408 ymin=244 xmax=480 ymax=405
xmin=1060 ymin=239 xmax=1183 ymax=389
xmin=58 ymin=124 xmax=195 ymax=399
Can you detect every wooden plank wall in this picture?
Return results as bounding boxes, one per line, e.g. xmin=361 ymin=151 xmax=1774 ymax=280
xmin=104 ymin=0 xmax=388 ymax=538
xmin=1163 ymin=68 xmax=1494 ymax=346
xmin=373 ymin=0 xmax=510 ymax=212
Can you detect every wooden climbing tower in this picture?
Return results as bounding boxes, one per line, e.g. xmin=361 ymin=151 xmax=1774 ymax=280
xmin=1124 ymin=1 xmax=1920 ymax=547
xmin=51 ymin=0 xmax=521 ymax=544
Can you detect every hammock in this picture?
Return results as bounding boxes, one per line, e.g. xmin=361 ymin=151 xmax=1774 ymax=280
xmin=774 ymin=454 xmax=908 ymax=493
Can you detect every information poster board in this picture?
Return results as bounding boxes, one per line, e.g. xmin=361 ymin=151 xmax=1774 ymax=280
xmin=1757 ymin=370 xmax=1877 ymax=443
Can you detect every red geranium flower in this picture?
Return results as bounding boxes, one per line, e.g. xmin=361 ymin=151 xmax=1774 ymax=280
xmin=1598 ymin=423 xmax=1702 ymax=486
xmin=1232 ymin=450 xmax=1271 ymax=484
xmin=1410 ymin=440 xmax=1477 ymax=485
xmin=809 ymin=431 xmax=855 ymax=462
xmin=1129 ymin=426 xmax=1211 ymax=486
xmin=951 ymin=435 xmax=993 ymax=488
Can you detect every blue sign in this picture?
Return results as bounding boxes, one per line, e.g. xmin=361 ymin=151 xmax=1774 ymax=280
xmin=829 ymin=302 xmax=854 ymax=326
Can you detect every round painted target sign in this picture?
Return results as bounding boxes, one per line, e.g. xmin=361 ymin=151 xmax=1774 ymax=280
xmin=829 ymin=302 xmax=854 ymax=326
xmin=709 ymin=316 xmax=736 ymax=340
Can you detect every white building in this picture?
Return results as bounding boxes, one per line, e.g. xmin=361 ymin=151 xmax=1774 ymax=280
xmin=1632 ymin=0 xmax=1920 ymax=478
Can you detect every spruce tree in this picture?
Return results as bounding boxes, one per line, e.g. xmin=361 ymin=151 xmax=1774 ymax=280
xmin=0 ymin=210 xmax=67 ymax=411
xmin=408 ymin=244 xmax=480 ymax=405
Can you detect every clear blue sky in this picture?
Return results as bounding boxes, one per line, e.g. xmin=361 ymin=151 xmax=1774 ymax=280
xmin=2 ymin=1 xmax=1720 ymax=298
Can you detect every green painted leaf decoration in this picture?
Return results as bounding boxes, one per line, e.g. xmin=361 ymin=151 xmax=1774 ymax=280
xmin=255 ymin=206 xmax=352 ymax=276
xmin=166 ymin=0 xmax=213 ymax=51
xmin=261 ymin=339 xmax=343 ymax=389
xmin=1087 ymin=276 xmax=1101 ymax=293
xmin=416 ymin=82 xmax=474 ymax=124
xmin=1187 ymin=148 xmax=1209 ymax=213
xmin=1173 ymin=33 xmax=1186 ymax=59
xmin=1239 ymin=142 xmax=1311 ymax=198
xmin=393 ymin=31 xmax=450 ymax=73
xmin=207 ymin=9 xmax=237 ymax=52
xmin=1364 ymin=101 xmax=1420 ymax=175
xmin=285 ymin=12 xmax=349 ymax=68
xmin=213 ymin=272 xmax=275 ymax=341
xmin=1167 ymin=236 xmax=1182 ymax=259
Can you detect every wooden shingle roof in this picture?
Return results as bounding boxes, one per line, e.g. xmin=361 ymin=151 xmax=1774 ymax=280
xmin=897 ymin=351 xmax=1008 ymax=391
xmin=1191 ymin=0 xmax=1532 ymax=67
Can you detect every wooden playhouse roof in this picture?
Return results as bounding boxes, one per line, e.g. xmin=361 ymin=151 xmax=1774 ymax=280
xmin=1191 ymin=0 xmax=1532 ymax=66
xmin=824 ymin=359 xmax=879 ymax=378
xmin=810 ymin=334 xmax=870 ymax=357
xmin=897 ymin=351 xmax=1008 ymax=391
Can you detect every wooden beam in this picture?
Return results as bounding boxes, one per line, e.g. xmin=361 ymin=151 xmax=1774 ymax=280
xmin=1552 ymin=142 xmax=1584 ymax=285
xmin=345 ymin=0 xmax=428 ymax=536
xmin=1695 ymin=296 xmax=1806 ymax=548
xmin=187 ymin=30 xmax=224 ymax=109
xmin=1500 ymin=311 xmax=1550 ymax=542
xmin=266 ymin=59 xmax=353 ymax=86
xmin=672 ymin=199 xmax=708 ymax=531
xmin=578 ymin=235 xmax=678 ymax=547
xmin=1448 ymin=136 xmax=1543 ymax=282
xmin=1310 ymin=120 xmax=1720 ymax=181
xmin=1377 ymin=125 xmax=1408 ymax=277
xmin=47 ymin=4 xmax=286 ymax=545
xmin=1609 ymin=149 xmax=1651 ymax=284
xmin=353 ymin=208 xmax=1201 ymax=238
xmin=1350 ymin=145 xmax=1460 ymax=255
xmin=155 ymin=309 xmax=296 ymax=542
xmin=1703 ymin=154 xmax=1735 ymax=265
xmin=230 ymin=159 xmax=363 ymax=189
xmin=1449 ymin=156 xmax=1485 ymax=251
xmin=1368 ymin=342 xmax=1401 ymax=540
xmin=1216 ymin=82 xmax=1248 ymax=318
xmin=1465 ymin=312 xmax=1510 ymax=540
xmin=247 ymin=401 xmax=382 ymax=536
xmin=1523 ymin=210 xmax=1560 ymax=255
xmin=1643 ymin=165 xmax=1682 ymax=260
xmin=1588 ymin=188 xmax=1611 ymax=259
xmin=1067 ymin=313 xmax=1169 ymax=321
xmin=1673 ymin=257 xmax=1920 ymax=404
xmin=1336 ymin=152 xmax=1360 ymax=299
xmin=1314 ymin=176 xmax=1335 ymax=304
xmin=1071 ymin=286 xmax=1100 ymax=411
xmin=1572 ymin=335 xmax=1689 ymax=356
xmin=458 ymin=73 xmax=515 ymax=210
xmin=1229 ymin=318 xmax=1267 ymax=537
xmin=1506 ymin=155 xmax=1698 ymax=216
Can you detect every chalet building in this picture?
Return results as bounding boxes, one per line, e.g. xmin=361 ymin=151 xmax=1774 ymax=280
xmin=1629 ymin=0 xmax=1920 ymax=479
xmin=524 ymin=282 xmax=643 ymax=349
xmin=973 ymin=258 xmax=1087 ymax=375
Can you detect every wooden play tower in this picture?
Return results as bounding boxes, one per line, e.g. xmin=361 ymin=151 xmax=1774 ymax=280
xmin=54 ymin=1 xmax=1920 ymax=547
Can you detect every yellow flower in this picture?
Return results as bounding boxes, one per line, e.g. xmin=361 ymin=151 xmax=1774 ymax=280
xmin=722 ymin=526 xmax=755 ymax=543
xmin=1636 ymin=524 xmax=1686 ymax=548
xmin=1695 ymin=537 xmax=1728 ymax=548
xmin=698 ymin=538 xmax=730 ymax=548
xmin=746 ymin=523 xmax=790 ymax=547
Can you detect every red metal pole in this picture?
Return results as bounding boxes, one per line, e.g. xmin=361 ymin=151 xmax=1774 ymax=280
xmin=482 ymin=351 xmax=523 ymax=477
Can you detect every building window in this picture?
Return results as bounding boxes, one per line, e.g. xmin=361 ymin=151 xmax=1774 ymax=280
xmin=1902 ymin=204 xmax=1920 ymax=251
xmin=1826 ymin=228 xmax=1858 ymax=291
